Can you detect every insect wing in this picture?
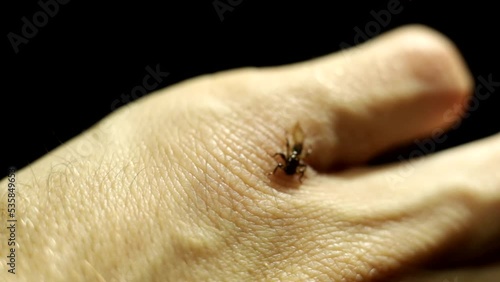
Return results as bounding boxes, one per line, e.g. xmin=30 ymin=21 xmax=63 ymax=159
xmin=292 ymin=123 xmax=304 ymax=145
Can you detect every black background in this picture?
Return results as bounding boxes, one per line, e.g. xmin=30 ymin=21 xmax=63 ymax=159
xmin=3 ymin=0 xmax=500 ymax=173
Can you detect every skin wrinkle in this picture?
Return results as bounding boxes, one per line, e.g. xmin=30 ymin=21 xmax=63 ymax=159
xmin=213 ymin=132 xmax=268 ymax=193
xmin=211 ymin=70 xmax=306 ymax=139
xmin=87 ymin=148 xmax=177 ymax=280
xmin=186 ymin=161 xmax=226 ymax=229
xmin=255 ymin=73 xmax=335 ymax=170
xmin=304 ymin=166 xmax=440 ymax=216
xmin=368 ymin=205 xmax=471 ymax=277
xmin=204 ymin=72 xmax=321 ymax=187
xmin=193 ymin=156 xmax=239 ymax=234
xmin=348 ymin=240 xmax=386 ymax=281
xmin=148 ymin=155 xmax=183 ymax=211
xmin=272 ymin=236 xmax=318 ymax=267
xmin=286 ymin=198 xmax=438 ymax=280
xmin=255 ymin=212 xmax=344 ymax=278
xmin=175 ymin=136 xmax=228 ymax=205
xmin=179 ymin=169 xmax=215 ymax=230
xmin=229 ymin=203 xmax=318 ymax=276
xmin=221 ymin=117 xmax=280 ymax=185
xmin=212 ymin=128 xmax=256 ymax=182
xmin=162 ymin=139 xmax=235 ymax=270
xmin=202 ymin=186 xmax=242 ymax=234
xmin=156 ymin=193 xmax=224 ymax=281
xmin=180 ymin=119 xmax=279 ymax=232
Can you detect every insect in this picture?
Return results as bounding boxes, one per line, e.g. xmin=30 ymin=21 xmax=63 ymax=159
xmin=270 ymin=123 xmax=310 ymax=182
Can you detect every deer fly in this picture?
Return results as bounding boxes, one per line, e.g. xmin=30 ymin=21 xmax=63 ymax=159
xmin=271 ymin=123 xmax=310 ymax=182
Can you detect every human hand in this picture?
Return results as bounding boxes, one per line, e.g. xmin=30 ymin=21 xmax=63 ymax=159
xmin=2 ymin=25 xmax=499 ymax=281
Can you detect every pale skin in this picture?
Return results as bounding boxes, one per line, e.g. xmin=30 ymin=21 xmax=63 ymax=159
xmin=1 ymin=25 xmax=500 ymax=281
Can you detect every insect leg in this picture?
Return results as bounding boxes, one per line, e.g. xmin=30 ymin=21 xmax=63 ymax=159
xmin=272 ymin=152 xmax=287 ymax=161
xmin=272 ymin=163 xmax=284 ymax=174
xmin=269 ymin=152 xmax=287 ymax=175
xmin=297 ymin=164 xmax=307 ymax=183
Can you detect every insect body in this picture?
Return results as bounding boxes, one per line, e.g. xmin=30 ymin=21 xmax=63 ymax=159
xmin=271 ymin=123 xmax=310 ymax=182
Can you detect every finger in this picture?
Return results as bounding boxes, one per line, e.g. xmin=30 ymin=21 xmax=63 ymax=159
xmin=252 ymin=25 xmax=474 ymax=170
xmin=302 ymin=134 xmax=500 ymax=279
xmin=397 ymin=263 xmax=500 ymax=282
